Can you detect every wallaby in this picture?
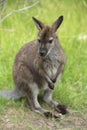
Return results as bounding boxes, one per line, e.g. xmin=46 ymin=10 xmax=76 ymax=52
xmin=0 ymin=16 xmax=68 ymax=118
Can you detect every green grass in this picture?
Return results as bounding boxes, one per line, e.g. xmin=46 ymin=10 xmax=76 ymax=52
xmin=0 ymin=0 xmax=87 ymax=116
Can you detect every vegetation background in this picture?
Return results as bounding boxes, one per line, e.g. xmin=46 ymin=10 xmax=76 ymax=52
xmin=0 ymin=0 xmax=87 ymax=129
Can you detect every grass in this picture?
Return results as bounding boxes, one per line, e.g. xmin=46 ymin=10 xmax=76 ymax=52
xmin=0 ymin=0 xmax=87 ymax=128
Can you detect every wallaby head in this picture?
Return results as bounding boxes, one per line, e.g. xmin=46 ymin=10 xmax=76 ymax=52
xmin=32 ymin=16 xmax=63 ymax=57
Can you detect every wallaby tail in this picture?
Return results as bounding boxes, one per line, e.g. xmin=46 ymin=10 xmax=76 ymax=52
xmin=0 ymin=88 xmax=24 ymax=99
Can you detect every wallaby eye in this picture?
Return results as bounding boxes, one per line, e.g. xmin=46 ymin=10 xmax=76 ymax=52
xmin=38 ymin=39 xmax=41 ymax=43
xmin=48 ymin=37 xmax=53 ymax=44
xmin=49 ymin=39 xmax=53 ymax=44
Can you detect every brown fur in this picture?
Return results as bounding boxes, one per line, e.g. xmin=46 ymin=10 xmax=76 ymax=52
xmin=0 ymin=16 xmax=68 ymax=118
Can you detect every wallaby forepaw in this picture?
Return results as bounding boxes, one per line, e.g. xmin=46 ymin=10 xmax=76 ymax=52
xmin=55 ymin=104 xmax=68 ymax=115
xmin=52 ymin=79 xmax=56 ymax=83
xmin=48 ymin=82 xmax=54 ymax=90
xmin=52 ymin=78 xmax=56 ymax=83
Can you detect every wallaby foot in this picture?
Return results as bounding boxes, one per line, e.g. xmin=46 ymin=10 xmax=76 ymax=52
xmin=34 ymin=107 xmax=52 ymax=118
xmin=55 ymin=104 xmax=68 ymax=115
xmin=34 ymin=108 xmax=60 ymax=119
xmin=43 ymin=88 xmax=68 ymax=115
xmin=20 ymin=82 xmax=57 ymax=117
xmin=44 ymin=111 xmax=60 ymax=119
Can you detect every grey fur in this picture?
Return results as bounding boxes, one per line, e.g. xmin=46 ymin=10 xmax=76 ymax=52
xmin=0 ymin=88 xmax=24 ymax=99
xmin=0 ymin=16 xmax=68 ymax=117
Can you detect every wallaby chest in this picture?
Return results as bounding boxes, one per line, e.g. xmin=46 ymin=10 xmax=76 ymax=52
xmin=43 ymin=51 xmax=60 ymax=79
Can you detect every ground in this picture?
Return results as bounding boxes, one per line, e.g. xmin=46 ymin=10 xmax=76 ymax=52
xmin=0 ymin=1 xmax=87 ymax=130
xmin=0 ymin=107 xmax=87 ymax=130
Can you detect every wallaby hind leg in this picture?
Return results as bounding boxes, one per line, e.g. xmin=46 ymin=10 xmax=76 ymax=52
xmin=20 ymin=82 xmax=53 ymax=117
xmin=43 ymin=88 xmax=68 ymax=115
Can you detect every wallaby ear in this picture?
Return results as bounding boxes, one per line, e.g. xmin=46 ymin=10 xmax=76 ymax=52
xmin=32 ymin=17 xmax=45 ymax=31
xmin=52 ymin=16 xmax=63 ymax=32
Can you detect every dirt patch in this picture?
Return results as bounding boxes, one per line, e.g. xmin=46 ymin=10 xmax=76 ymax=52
xmin=0 ymin=108 xmax=87 ymax=130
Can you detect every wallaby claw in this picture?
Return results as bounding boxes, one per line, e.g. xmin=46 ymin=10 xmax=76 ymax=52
xmin=55 ymin=104 xmax=68 ymax=115
xmin=44 ymin=111 xmax=53 ymax=118
xmin=51 ymin=78 xmax=56 ymax=83
xmin=44 ymin=111 xmax=60 ymax=119
xmin=48 ymin=82 xmax=54 ymax=90
xmin=53 ymin=114 xmax=61 ymax=119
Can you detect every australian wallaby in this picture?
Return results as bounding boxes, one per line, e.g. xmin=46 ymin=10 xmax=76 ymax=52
xmin=0 ymin=16 xmax=68 ymax=118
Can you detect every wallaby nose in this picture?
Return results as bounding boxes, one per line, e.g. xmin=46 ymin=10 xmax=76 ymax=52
xmin=39 ymin=50 xmax=46 ymax=57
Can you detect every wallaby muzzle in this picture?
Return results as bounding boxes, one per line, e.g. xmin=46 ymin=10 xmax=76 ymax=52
xmin=39 ymin=49 xmax=47 ymax=57
xmin=39 ymin=44 xmax=47 ymax=57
